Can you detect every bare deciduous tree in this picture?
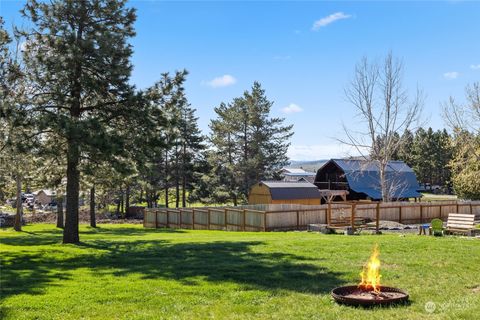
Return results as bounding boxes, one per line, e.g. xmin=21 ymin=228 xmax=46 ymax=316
xmin=443 ymin=82 xmax=480 ymax=160
xmin=340 ymin=53 xmax=423 ymax=201
xmin=442 ymin=83 xmax=480 ymax=199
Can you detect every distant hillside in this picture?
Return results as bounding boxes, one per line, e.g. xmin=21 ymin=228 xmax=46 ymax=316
xmin=286 ymin=160 xmax=328 ymax=173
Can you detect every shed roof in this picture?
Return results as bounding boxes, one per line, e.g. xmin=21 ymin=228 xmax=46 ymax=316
xmin=284 ymin=172 xmax=316 ymax=176
xmin=258 ymin=181 xmax=321 ymax=200
xmin=281 ymin=168 xmax=307 ymax=174
xmin=34 ymin=189 xmax=56 ymax=196
xmin=318 ymin=159 xmax=421 ymax=200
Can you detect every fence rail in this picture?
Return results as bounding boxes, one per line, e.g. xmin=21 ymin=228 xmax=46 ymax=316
xmin=144 ymin=201 xmax=480 ymax=233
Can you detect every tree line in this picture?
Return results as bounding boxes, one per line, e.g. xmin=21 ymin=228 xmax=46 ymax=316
xmin=0 ymin=1 xmax=293 ymax=243
xmin=371 ymin=108 xmax=479 ymax=200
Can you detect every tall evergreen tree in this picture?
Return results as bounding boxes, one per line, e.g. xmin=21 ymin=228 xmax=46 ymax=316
xmin=208 ymin=82 xmax=293 ymax=203
xmin=137 ymin=71 xmax=188 ymax=208
xmin=19 ymin=0 xmax=137 ymax=243
xmin=397 ymin=129 xmax=414 ymax=166
xmin=175 ymin=96 xmax=205 ymax=207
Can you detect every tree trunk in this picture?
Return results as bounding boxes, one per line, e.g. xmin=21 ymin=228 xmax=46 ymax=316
xmin=63 ymin=142 xmax=80 ymax=244
xmin=125 ymin=184 xmax=130 ymax=217
xmin=14 ymin=174 xmax=22 ymax=231
xmin=182 ymin=175 xmax=187 ymax=208
xmin=90 ymin=185 xmax=96 ymax=228
xmin=56 ymin=193 xmax=64 ymax=228
xmin=146 ymin=189 xmax=151 ymax=208
xmin=116 ymin=194 xmax=121 ymax=215
xmin=119 ymin=190 xmax=124 ymax=216
xmin=165 ymin=186 xmax=169 ymax=208
xmin=380 ymin=163 xmax=388 ymax=202
xmin=165 ymin=149 xmax=169 ymax=208
xmin=182 ymin=142 xmax=187 ymax=208
xmin=175 ymin=145 xmax=180 ymax=208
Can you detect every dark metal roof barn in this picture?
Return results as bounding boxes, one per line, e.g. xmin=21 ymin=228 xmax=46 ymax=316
xmin=248 ymin=181 xmax=322 ymax=205
xmin=314 ymin=159 xmax=421 ymax=200
xmin=261 ymin=181 xmax=321 ymax=200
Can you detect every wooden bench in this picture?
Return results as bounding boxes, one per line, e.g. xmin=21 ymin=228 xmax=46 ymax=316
xmin=446 ymin=213 xmax=479 ymax=236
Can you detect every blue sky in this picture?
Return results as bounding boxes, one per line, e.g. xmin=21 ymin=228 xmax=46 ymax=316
xmin=1 ymin=1 xmax=479 ymax=160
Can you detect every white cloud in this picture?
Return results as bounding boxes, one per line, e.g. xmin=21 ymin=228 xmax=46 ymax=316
xmin=443 ymin=71 xmax=459 ymax=79
xmin=312 ymin=12 xmax=351 ymax=30
xmin=287 ymin=144 xmax=366 ymax=161
xmin=471 ymin=64 xmax=480 ymax=70
xmin=282 ymin=103 xmax=303 ymax=114
xmin=203 ymin=74 xmax=237 ymax=88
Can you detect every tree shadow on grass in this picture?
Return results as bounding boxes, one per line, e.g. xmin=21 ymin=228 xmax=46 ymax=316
xmin=1 ymin=238 xmax=346 ymax=304
xmin=0 ymin=226 xmax=185 ymax=246
xmin=78 ymin=239 xmax=345 ymax=294
xmin=81 ymin=225 xmax=187 ymax=235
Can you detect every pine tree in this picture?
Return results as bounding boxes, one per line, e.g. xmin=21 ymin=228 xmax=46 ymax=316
xmin=208 ymin=82 xmax=293 ymax=203
xmin=397 ymin=130 xmax=415 ymax=166
xmin=19 ymin=0 xmax=137 ymax=243
xmin=176 ymin=97 xmax=205 ymax=207
xmin=137 ymin=71 xmax=188 ymax=208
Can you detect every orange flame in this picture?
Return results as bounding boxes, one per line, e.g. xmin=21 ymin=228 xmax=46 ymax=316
xmin=359 ymin=244 xmax=382 ymax=293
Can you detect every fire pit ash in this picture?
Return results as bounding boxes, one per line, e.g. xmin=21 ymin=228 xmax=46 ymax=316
xmin=331 ymin=245 xmax=409 ymax=306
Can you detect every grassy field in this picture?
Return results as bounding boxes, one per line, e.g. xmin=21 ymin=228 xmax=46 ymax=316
xmin=419 ymin=193 xmax=458 ymax=201
xmin=1 ymin=224 xmax=479 ymax=320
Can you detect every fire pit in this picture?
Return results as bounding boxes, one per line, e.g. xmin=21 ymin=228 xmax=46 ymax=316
xmin=331 ymin=285 xmax=409 ymax=306
xmin=332 ymin=245 xmax=409 ymax=307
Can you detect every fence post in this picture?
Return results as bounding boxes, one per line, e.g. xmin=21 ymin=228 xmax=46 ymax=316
xmin=224 ymin=208 xmax=228 ymax=230
xmin=375 ymin=203 xmax=380 ymax=234
xmin=296 ymin=210 xmax=300 ymax=230
xmin=327 ymin=202 xmax=332 ymax=226
xmin=166 ymin=209 xmax=170 ymax=228
xmin=192 ymin=208 xmax=195 ymax=230
xmin=264 ymin=211 xmax=267 ymax=231
xmin=456 ymin=202 xmax=459 ymax=214
xmin=179 ymin=209 xmax=182 ymax=228
xmin=242 ymin=209 xmax=246 ymax=231
xmin=439 ymin=205 xmax=442 ymax=219
xmin=207 ymin=209 xmax=211 ymax=230
xmin=399 ymin=206 xmax=402 ymax=224
xmin=420 ymin=204 xmax=423 ymax=223
xmin=155 ymin=210 xmax=158 ymax=228
xmin=470 ymin=203 xmax=473 ymax=215
xmin=351 ymin=203 xmax=356 ymax=231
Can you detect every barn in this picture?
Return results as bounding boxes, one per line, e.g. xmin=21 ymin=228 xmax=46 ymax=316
xmin=314 ymin=159 xmax=421 ymax=201
xmin=248 ymin=181 xmax=322 ymax=205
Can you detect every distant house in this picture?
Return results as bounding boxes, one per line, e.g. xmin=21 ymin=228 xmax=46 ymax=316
xmin=249 ymin=181 xmax=322 ymax=205
xmin=280 ymin=168 xmax=316 ymax=183
xmin=34 ymin=190 xmax=56 ymax=206
xmin=314 ymin=159 xmax=421 ymax=201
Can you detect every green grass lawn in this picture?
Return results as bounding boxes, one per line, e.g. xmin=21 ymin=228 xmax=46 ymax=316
xmin=420 ymin=193 xmax=458 ymax=201
xmin=1 ymin=224 xmax=479 ymax=320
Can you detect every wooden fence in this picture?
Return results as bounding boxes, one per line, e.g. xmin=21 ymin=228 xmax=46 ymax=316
xmin=144 ymin=200 xmax=480 ymax=233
